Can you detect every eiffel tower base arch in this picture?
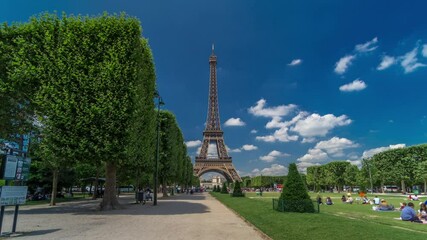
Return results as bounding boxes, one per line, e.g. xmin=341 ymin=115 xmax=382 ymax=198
xmin=194 ymin=161 xmax=242 ymax=182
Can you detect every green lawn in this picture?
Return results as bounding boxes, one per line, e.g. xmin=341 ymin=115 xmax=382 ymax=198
xmin=211 ymin=192 xmax=427 ymax=240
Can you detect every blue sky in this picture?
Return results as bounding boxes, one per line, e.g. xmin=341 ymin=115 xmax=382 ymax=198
xmin=2 ymin=1 xmax=427 ymax=178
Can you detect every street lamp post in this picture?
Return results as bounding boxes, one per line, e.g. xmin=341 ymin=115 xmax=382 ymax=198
xmin=154 ymin=91 xmax=164 ymax=206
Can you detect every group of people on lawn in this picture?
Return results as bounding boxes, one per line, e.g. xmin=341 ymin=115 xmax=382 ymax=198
xmin=317 ymin=192 xmax=427 ymax=223
xmin=400 ymin=198 xmax=427 ymax=223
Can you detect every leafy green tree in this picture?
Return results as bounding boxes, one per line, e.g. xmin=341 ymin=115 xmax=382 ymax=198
xmin=343 ymin=164 xmax=359 ymax=191
xmin=158 ymin=111 xmax=182 ymax=196
xmin=306 ymin=166 xmax=321 ymax=191
xmin=415 ymin=161 xmax=427 ymax=194
xmin=6 ymin=13 xmax=156 ymax=210
xmin=324 ymin=161 xmax=350 ymax=192
xmin=0 ymin=24 xmax=38 ymax=141
xmin=279 ymin=163 xmax=314 ymax=213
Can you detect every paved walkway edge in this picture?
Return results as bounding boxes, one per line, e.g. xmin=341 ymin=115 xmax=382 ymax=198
xmin=210 ymin=193 xmax=272 ymax=240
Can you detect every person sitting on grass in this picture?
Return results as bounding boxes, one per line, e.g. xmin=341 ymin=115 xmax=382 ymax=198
xmin=326 ymin=197 xmax=333 ymax=205
xmin=401 ymin=202 xmax=423 ymax=223
xmin=341 ymin=195 xmax=347 ymax=203
xmin=378 ymin=199 xmax=394 ymax=211
xmin=418 ymin=203 xmax=427 ymax=220
xmin=400 ymin=202 xmax=407 ymax=211
xmin=362 ymin=196 xmax=370 ymax=204
xmin=412 ymin=194 xmax=419 ymax=201
xmin=373 ymin=196 xmax=380 ymax=205
xmin=346 ymin=196 xmax=354 ymax=204
xmin=317 ymin=194 xmax=323 ymax=205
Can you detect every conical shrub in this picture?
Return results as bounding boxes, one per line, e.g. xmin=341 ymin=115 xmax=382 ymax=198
xmin=232 ymin=181 xmax=244 ymax=197
xmin=221 ymin=182 xmax=228 ymax=194
xmin=279 ymin=163 xmax=315 ymax=212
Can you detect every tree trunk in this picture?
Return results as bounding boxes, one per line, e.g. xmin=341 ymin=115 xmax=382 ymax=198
xmin=171 ymin=182 xmax=175 ymax=196
xmin=50 ymin=169 xmax=59 ymax=206
xmin=424 ymin=179 xmax=427 ymax=195
xmin=92 ymin=170 xmax=100 ymax=200
xmin=162 ymin=180 xmax=168 ymax=197
xmin=100 ymin=162 xmax=122 ymax=210
xmin=400 ymin=180 xmax=405 ymax=193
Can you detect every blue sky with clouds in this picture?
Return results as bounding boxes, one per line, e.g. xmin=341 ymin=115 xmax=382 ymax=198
xmin=2 ymin=1 xmax=427 ymax=177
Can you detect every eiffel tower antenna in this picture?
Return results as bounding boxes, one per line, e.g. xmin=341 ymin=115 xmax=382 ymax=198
xmin=193 ymin=46 xmax=241 ymax=182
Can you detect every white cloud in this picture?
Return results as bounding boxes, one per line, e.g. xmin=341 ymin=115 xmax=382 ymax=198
xmin=400 ymin=47 xmax=427 ymax=73
xmin=242 ymin=144 xmax=258 ymax=151
xmin=291 ymin=113 xmax=352 ymax=137
xmin=314 ymin=137 xmax=359 ymax=157
xmin=255 ymin=135 xmax=276 ymax=142
xmin=229 ymin=148 xmax=242 ymax=153
xmin=288 ymin=59 xmax=302 ymax=66
xmin=256 ymin=127 xmax=299 ymax=143
xmin=346 ymin=159 xmax=363 ymax=168
xmin=224 ymin=118 xmax=245 ymax=127
xmin=297 ymin=148 xmax=328 ymax=163
xmin=297 ymin=162 xmax=321 ymax=173
xmin=207 ymin=143 xmax=218 ymax=158
xmin=266 ymin=116 xmax=288 ymax=129
xmin=377 ymin=55 xmax=396 ymax=71
xmin=259 ymin=150 xmax=289 ymax=162
xmin=302 ymin=137 xmax=316 ymax=143
xmin=362 ymin=143 xmax=406 ymax=159
xmin=248 ymin=99 xmax=297 ymax=118
xmin=252 ymin=164 xmax=288 ymax=176
xmin=423 ymin=44 xmax=427 ymax=58
xmin=334 ymin=55 xmax=355 ymax=74
xmin=259 ymin=155 xmax=276 ymax=162
xmin=355 ymin=37 xmax=378 ymax=53
xmin=185 ymin=140 xmax=202 ymax=148
xmin=297 ymin=137 xmax=359 ymax=172
xmin=250 ymin=129 xmax=258 ymax=134
xmin=339 ymin=79 xmax=367 ymax=92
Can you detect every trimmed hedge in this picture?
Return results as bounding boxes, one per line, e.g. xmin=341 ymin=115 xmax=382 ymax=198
xmin=274 ymin=199 xmax=316 ymax=213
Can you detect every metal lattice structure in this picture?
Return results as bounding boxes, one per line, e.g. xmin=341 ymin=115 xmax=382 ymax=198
xmin=194 ymin=45 xmax=242 ymax=182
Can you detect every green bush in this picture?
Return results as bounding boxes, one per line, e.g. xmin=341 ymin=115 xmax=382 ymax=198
xmin=221 ymin=182 xmax=228 ymax=194
xmin=279 ymin=163 xmax=315 ymax=213
xmin=232 ymin=181 xmax=244 ymax=197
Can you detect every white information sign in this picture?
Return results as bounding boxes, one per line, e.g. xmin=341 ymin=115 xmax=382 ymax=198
xmin=0 ymin=186 xmax=28 ymax=206
xmin=4 ymin=155 xmax=18 ymax=180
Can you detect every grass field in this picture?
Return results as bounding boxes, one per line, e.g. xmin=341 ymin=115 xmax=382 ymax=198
xmin=211 ymin=192 xmax=427 ymax=240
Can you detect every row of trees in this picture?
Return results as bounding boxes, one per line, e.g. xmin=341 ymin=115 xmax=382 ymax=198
xmin=0 ymin=13 xmax=194 ymax=210
xmin=306 ymin=144 xmax=427 ymax=193
xmin=242 ymin=175 xmax=287 ymax=188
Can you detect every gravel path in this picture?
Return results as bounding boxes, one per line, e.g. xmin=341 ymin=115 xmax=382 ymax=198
xmin=0 ymin=192 xmax=266 ymax=240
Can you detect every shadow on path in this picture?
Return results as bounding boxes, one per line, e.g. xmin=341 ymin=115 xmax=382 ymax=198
xmin=11 ymin=228 xmax=61 ymax=238
xmin=11 ymin=193 xmax=209 ymax=216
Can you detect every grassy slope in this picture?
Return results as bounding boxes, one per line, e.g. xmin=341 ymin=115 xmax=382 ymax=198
xmin=211 ymin=192 xmax=427 ymax=240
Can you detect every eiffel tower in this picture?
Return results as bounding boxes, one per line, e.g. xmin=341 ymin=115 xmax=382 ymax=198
xmin=194 ymin=45 xmax=242 ymax=182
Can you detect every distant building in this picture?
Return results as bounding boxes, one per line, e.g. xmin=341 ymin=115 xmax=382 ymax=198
xmin=200 ymin=175 xmax=226 ymax=189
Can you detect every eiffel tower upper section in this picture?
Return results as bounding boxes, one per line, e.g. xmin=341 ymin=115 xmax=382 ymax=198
xmin=205 ymin=45 xmax=222 ymax=133
xmin=196 ymin=45 xmax=231 ymax=162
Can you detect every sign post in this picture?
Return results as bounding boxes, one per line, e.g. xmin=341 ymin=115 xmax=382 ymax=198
xmin=0 ymin=153 xmax=31 ymax=235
